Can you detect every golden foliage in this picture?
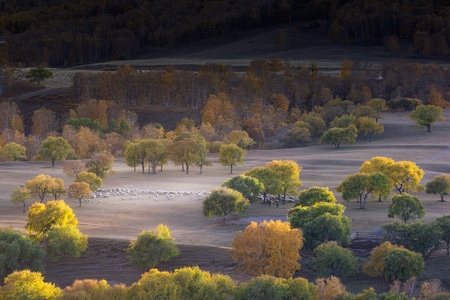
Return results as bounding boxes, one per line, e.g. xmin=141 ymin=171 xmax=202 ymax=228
xmin=230 ymin=219 xmax=303 ymax=278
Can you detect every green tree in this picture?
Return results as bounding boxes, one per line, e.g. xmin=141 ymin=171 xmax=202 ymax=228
xmin=85 ymin=153 xmax=115 ymax=179
xmin=319 ymin=125 xmax=358 ymax=148
xmin=25 ymin=66 xmax=53 ymax=86
xmin=0 ymin=228 xmax=45 ymax=277
xmin=144 ymin=139 xmax=167 ymax=174
xmin=313 ymin=241 xmax=357 ymax=277
xmin=202 ymin=187 xmax=249 ymax=224
xmin=357 ymin=116 xmax=384 ymax=141
xmin=126 ymin=224 xmax=179 ymax=268
xmin=1 ymin=142 xmax=26 ymax=161
xmin=360 ymin=156 xmax=395 ymax=200
xmin=336 ymin=172 xmax=391 ymax=209
xmin=435 ymin=215 xmax=450 ymax=255
xmin=388 ymin=193 xmax=425 ymax=223
xmin=222 ymin=175 xmax=264 ymax=203
xmin=37 ymin=136 xmax=73 ymax=167
xmin=266 ymin=160 xmax=302 ymax=202
xmin=244 ymin=166 xmax=281 ymax=203
xmin=75 ymin=171 xmax=102 ymax=191
xmin=0 ymin=270 xmax=62 ymax=299
xmin=410 ymin=104 xmax=445 ymax=132
xmin=426 ymin=174 xmax=450 ymax=202
xmin=288 ymin=202 xmax=351 ymax=249
xmin=384 ymin=248 xmax=424 ymax=282
xmin=68 ymin=182 xmax=92 ymax=207
xmin=296 ymin=186 xmax=337 ymax=207
xmin=382 ymin=221 xmax=442 ymax=256
xmin=235 ymin=275 xmax=317 ymax=300
xmin=230 ymin=220 xmax=304 ymax=278
xmin=218 ymin=143 xmax=245 ymax=174
xmin=46 ymin=225 xmax=88 ymax=261
xmin=10 ymin=186 xmax=30 ymax=213
xmin=367 ymin=98 xmax=387 ymax=122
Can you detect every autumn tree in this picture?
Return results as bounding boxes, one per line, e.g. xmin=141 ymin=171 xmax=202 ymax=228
xmin=426 ymin=174 xmax=450 ymax=202
xmin=25 ymin=66 xmax=53 ymax=86
xmin=266 ymin=160 xmax=302 ymax=202
xmin=436 ymin=215 xmax=450 ymax=255
xmin=230 ymin=219 xmax=304 ymax=278
xmin=357 ymin=116 xmax=384 ymax=141
xmin=228 ymin=130 xmax=255 ymax=149
xmin=410 ymin=104 xmax=445 ymax=132
xmin=388 ymin=194 xmax=425 ymax=223
xmin=85 ymin=153 xmax=114 ymax=179
xmin=1 ymin=142 xmax=26 ymax=161
xmin=319 ymin=125 xmax=357 ymax=148
xmin=222 ymin=175 xmax=264 ymax=203
xmin=363 ymin=241 xmax=406 ymax=278
xmin=75 ymin=171 xmax=102 ymax=191
xmin=385 ymin=161 xmax=425 ymax=194
xmin=31 ymin=108 xmax=57 ymax=137
xmin=336 ymin=172 xmax=391 ymax=209
xmin=218 ymin=143 xmax=245 ymax=174
xmin=314 ymin=276 xmax=347 ymax=300
xmin=26 ymin=200 xmax=87 ymax=260
xmin=63 ymin=160 xmax=86 ymax=178
xmin=0 ymin=270 xmax=62 ymax=299
xmin=313 ymin=241 xmax=357 ymax=278
xmin=74 ymin=127 xmax=107 ymax=158
xmin=126 ymin=224 xmax=179 ymax=268
xmin=37 ymin=136 xmax=73 ymax=167
xmin=0 ymin=228 xmax=45 ymax=277
xmin=25 ymin=174 xmax=62 ymax=203
xmin=49 ymin=177 xmax=65 ymax=200
xmin=202 ymin=187 xmax=249 ymax=224
xmin=296 ymin=186 xmax=336 ymax=207
xmin=68 ymin=182 xmax=92 ymax=207
xmin=10 ymin=186 xmax=30 ymax=213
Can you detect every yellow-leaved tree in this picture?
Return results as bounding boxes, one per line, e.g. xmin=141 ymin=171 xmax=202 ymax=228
xmin=230 ymin=219 xmax=303 ymax=278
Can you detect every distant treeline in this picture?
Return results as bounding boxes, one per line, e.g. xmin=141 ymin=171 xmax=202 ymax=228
xmin=3 ymin=0 xmax=450 ymax=66
xmin=0 ymin=0 xmax=293 ymax=67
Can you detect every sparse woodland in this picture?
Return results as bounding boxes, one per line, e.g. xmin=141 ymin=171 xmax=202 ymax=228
xmin=2 ymin=0 xmax=450 ymax=299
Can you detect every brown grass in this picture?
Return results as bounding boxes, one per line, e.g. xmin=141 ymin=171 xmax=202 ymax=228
xmin=1 ymin=110 xmax=450 ymax=294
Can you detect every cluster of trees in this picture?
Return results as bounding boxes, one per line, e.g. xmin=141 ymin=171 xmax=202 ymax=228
xmin=0 ymin=0 xmax=292 ymax=66
xmin=4 ymin=267 xmax=449 ymax=300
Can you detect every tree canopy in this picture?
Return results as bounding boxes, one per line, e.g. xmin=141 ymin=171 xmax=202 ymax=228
xmin=37 ymin=136 xmax=73 ymax=167
xmin=24 ymin=174 xmax=63 ymax=203
xmin=218 ymin=143 xmax=245 ymax=174
xmin=265 ymin=160 xmax=302 ymax=201
xmin=0 ymin=270 xmax=62 ymax=299
xmin=388 ymin=193 xmax=425 ymax=223
xmin=384 ymin=248 xmax=424 ymax=283
xmin=202 ymin=187 xmax=249 ymax=224
xmin=0 ymin=228 xmax=45 ymax=277
xmin=25 ymin=66 xmax=53 ymax=86
xmin=296 ymin=186 xmax=336 ymax=207
xmin=426 ymin=174 xmax=450 ymax=202
xmin=222 ymin=175 xmax=264 ymax=203
xmin=410 ymin=104 xmax=445 ymax=132
xmin=313 ymin=241 xmax=357 ymax=278
xmin=126 ymin=224 xmax=179 ymax=269
xmin=230 ymin=219 xmax=304 ymax=278
xmin=320 ymin=125 xmax=357 ymax=148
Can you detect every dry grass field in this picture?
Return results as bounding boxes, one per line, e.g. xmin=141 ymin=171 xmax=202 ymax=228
xmin=1 ymin=110 xmax=449 ymax=294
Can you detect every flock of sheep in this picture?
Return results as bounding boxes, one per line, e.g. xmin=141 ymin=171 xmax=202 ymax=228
xmin=86 ymin=187 xmax=211 ymax=203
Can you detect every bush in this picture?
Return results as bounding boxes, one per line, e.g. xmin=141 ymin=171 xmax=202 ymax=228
xmin=127 ymin=224 xmax=179 ymax=268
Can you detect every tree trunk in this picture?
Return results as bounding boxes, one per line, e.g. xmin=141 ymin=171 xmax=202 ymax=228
xmin=79 ymin=199 xmax=82 ymax=207
xmin=22 ymin=202 xmax=26 ymax=213
xmin=427 ymin=125 xmax=431 ymax=132
xmin=230 ymin=164 xmax=233 ymax=174
xmin=186 ymin=163 xmax=189 ymax=174
xmin=52 ymin=159 xmax=55 ymax=167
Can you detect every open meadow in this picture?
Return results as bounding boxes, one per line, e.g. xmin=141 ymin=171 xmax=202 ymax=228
xmin=1 ymin=110 xmax=450 ymax=293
